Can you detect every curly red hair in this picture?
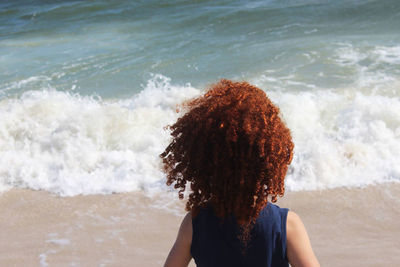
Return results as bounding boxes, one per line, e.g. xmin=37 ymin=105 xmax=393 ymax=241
xmin=160 ymin=79 xmax=293 ymax=227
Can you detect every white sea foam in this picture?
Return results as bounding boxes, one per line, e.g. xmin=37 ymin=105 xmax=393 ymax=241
xmin=0 ymin=75 xmax=399 ymax=195
xmin=0 ymin=75 xmax=200 ymax=195
xmin=273 ymin=90 xmax=400 ymax=191
xmin=334 ymin=44 xmax=400 ymax=90
xmin=1 ymin=75 xmax=52 ymax=95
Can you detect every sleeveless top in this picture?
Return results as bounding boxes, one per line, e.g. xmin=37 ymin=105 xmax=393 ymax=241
xmin=191 ymin=203 xmax=289 ymax=267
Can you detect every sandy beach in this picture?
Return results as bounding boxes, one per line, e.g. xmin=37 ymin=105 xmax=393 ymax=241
xmin=1 ymin=183 xmax=399 ymax=266
xmin=1 ymin=2 xmax=400 ymax=266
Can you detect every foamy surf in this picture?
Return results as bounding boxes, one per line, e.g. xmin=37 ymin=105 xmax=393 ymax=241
xmin=0 ymin=75 xmax=399 ymax=196
xmin=0 ymin=75 xmax=200 ymax=196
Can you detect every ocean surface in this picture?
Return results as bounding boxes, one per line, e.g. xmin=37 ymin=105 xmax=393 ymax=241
xmin=1 ymin=0 xmax=399 ymax=196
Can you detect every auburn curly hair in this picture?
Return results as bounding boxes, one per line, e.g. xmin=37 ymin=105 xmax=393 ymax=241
xmin=160 ymin=79 xmax=293 ymax=229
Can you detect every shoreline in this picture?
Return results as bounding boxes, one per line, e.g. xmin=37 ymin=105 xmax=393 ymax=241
xmin=1 ymin=183 xmax=399 ymax=266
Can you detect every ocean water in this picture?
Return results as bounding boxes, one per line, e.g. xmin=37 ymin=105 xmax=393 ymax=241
xmin=1 ymin=0 xmax=400 ymax=196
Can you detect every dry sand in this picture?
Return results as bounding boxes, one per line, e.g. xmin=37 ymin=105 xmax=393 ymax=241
xmin=1 ymin=183 xmax=399 ymax=266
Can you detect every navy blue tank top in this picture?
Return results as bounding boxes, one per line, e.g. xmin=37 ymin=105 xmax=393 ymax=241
xmin=191 ymin=203 xmax=289 ymax=267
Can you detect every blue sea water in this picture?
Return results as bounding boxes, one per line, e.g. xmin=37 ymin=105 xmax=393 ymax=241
xmin=0 ymin=0 xmax=399 ymax=195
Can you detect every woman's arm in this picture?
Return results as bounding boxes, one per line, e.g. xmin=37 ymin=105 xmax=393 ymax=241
xmin=286 ymin=211 xmax=320 ymax=267
xmin=164 ymin=212 xmax=193 ymax=267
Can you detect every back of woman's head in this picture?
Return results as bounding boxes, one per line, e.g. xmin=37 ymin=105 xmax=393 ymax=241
xmin=160 ymin=79 xmax=294 ymax=226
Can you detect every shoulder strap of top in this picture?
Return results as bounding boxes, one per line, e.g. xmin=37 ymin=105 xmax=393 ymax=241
xmin=261 ymin=203 xmax=289 ymax=261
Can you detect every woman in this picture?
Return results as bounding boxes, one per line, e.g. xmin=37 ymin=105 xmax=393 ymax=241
xmin=161 ymin=80 xmax=319 ymax=267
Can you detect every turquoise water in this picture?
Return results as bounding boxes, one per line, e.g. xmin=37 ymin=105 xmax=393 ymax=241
xmin=1 ymin=0 xmax=400 ymax=98
xmin=0 ymin=0 xmax=399 ymax=195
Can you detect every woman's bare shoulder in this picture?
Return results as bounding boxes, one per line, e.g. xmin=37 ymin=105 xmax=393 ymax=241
xmin=163 ymin=212 xmax=193 ymax=267
xmin=181 ymin=211 xmax=192 ymax=242
xmin=286 ymin=211 xmax=320 ymax=267
xmin=287 ymin=211 xmax=301 ymax=229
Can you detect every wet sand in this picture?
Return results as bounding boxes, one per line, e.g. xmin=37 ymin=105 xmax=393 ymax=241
xmin=1 ymin=183 xmax=399 ymax=266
